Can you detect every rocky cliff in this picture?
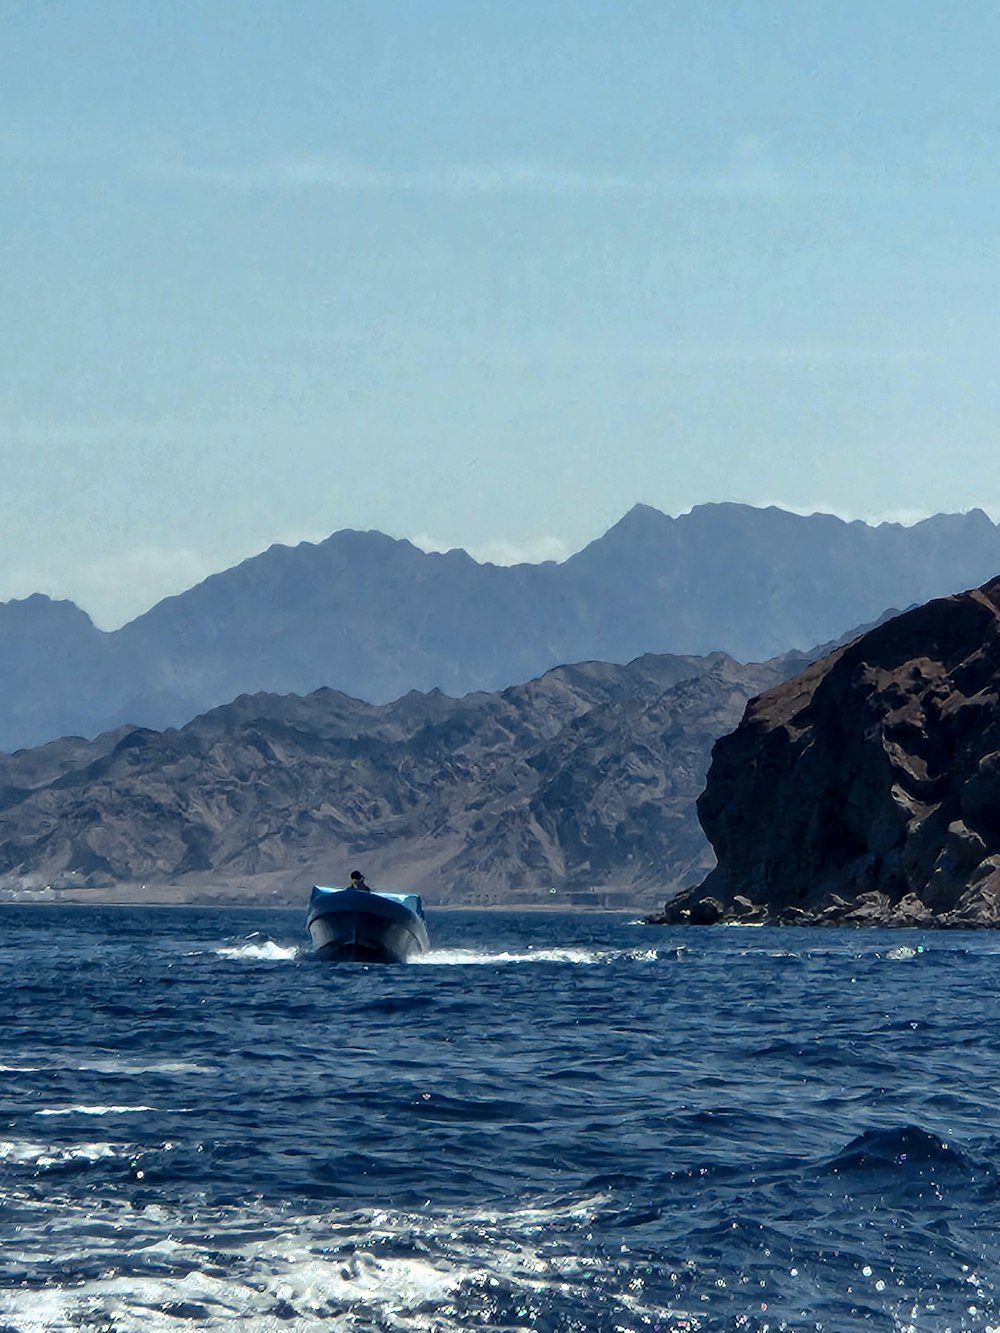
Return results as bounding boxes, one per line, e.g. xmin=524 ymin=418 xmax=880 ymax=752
xmin=655 ymin=576 xmax=1000 ymax=927
xmin=0 ymin=651 xmax=798 ymax=907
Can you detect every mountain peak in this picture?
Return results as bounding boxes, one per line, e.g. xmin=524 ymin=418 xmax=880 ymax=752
xmin=580 ymin=503 xmax=674 ymax=547
xmin=0 ymin=592 xmax=97 ymax=630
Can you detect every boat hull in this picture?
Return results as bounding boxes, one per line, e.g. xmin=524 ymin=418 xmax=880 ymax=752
xmin=306 ymin=887 xmax=429 ymax=963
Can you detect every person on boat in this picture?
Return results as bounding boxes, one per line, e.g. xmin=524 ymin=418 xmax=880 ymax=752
xmin=349 ymin=870 xmax=372 ymax=892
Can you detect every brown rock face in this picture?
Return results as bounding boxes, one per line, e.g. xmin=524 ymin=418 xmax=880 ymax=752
xmin=656 ymin=576 xmax=1000 ymax=927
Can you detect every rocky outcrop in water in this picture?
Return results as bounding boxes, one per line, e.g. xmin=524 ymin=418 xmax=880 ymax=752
xmin=654 ymin=576 xmax=1000 ymax=927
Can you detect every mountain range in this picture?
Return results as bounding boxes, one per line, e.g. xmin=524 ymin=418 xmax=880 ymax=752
xmin=0 ymin=649 xmax=805 ymax=907
xmin=3 ymin=501 xmax=1000 ymax=753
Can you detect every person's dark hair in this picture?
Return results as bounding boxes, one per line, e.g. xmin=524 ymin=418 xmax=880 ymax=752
xmin=350 ymin=870 xmax=364 ymax=881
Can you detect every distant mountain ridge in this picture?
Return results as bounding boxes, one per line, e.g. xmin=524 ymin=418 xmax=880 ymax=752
xmin=2 ymin=502 xmax=1000 ymax=751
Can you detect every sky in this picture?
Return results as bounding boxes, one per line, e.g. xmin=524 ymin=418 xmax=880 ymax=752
xmin=3 ymin=0 xmax=1000 ymax=628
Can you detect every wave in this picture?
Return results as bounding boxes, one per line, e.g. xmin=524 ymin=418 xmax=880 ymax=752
xmin=78 ymin=1058 xmax=211 ymax=1075
xmin=0 ymin=1138 xmax=122 ymax=1167
xmin=821 ymin=1124 xmax=970 ymax=1175
xmin=883 ymin=944 xmax=925 ymax=960
xmin=414 ymin=945 xmax=664 ymax=966
xmin=186 ymin=930 xmax=666 ymax=969
xmin=212 ymin=940 xmax=301 ymax=961
xmin=35 ymin=1105 xmax=159 ymax=1117
xmin=1 ymin=1058 xmax=209 ymax=1076
xmin=0 ymin=1190 xmax=644 ymax=1333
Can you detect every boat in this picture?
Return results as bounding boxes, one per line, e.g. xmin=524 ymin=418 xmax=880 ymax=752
xmin=306 ymin=884 xmax=430 ymax=963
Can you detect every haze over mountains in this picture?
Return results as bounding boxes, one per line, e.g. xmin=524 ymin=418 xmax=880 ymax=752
xmin=3 ymin=501 xmax=1000 ymax=753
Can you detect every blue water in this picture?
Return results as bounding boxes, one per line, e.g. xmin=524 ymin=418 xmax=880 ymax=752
xmin=3 ymin=908 xmax=1000 ymax=1331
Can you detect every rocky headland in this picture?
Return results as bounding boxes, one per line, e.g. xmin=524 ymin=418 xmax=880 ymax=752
xmin=654 ymin=575 xmax=1000 ymax=928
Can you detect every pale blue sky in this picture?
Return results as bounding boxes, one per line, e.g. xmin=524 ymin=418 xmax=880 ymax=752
xmin=3 ymin=1 xmax=1000 ymax=626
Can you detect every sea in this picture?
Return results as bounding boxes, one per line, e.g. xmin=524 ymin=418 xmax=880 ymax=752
xmin=3 ymin=907 xmax=1000 ymax=1333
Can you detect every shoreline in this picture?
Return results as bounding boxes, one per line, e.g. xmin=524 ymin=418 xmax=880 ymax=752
xmin=0 ymin=897 xmax=645 ymax=915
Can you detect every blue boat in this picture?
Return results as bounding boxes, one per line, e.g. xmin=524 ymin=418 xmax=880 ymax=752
xmin=306 ymin=884 xmax=430 ymax=963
